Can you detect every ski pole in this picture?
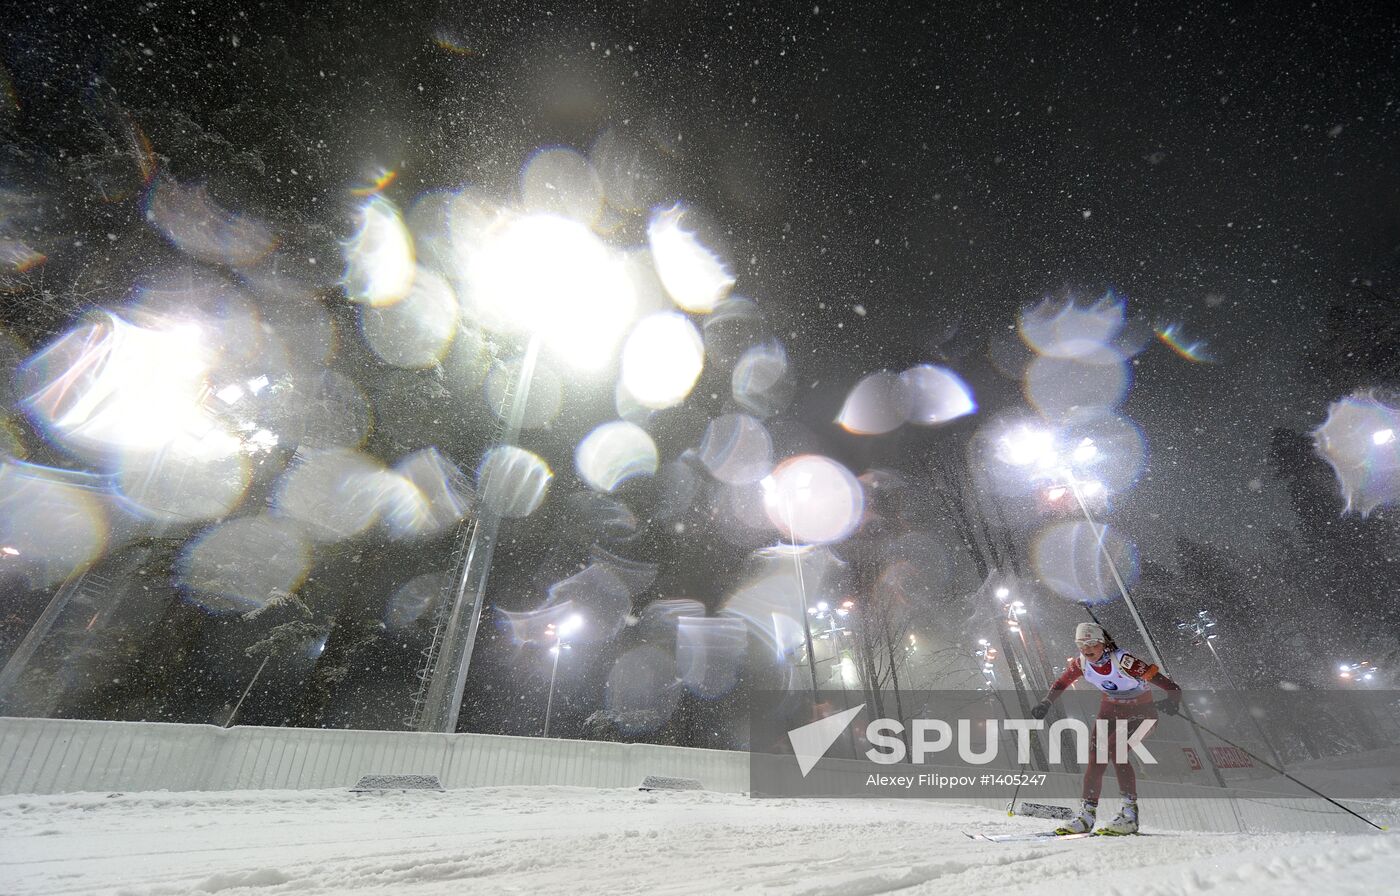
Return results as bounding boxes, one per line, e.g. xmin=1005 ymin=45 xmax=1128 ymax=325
xmin=1007 ymin=766 xmax=1026 ymax=816
xmin=1006 ymin=727 xmax=1069 ymax=820
xmin=1183 ymin=714 xmax=1387 ymax=831
xmin=1006 ymin=737 xmax=1047 ymax=817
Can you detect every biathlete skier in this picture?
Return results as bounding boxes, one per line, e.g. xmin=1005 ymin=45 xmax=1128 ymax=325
xmin=1030 ymin=622 xmax=1183 ymax=835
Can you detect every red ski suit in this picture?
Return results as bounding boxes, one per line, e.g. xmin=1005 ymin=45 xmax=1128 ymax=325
xmin=1043 ymin=650 xmax=1182 ymax=802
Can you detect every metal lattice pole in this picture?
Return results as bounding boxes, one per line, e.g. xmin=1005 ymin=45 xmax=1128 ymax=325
xmin=416 ymin=336 xmax=541 ymax=733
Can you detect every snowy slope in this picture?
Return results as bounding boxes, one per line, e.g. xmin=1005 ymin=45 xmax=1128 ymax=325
xmin=1 ymin=787 xmax=1396 ymax=895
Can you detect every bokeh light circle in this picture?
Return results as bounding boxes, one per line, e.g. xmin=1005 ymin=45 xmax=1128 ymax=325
xmin=620 ymin=311 xmax=704 ymax=409
xmin=719 ymin=572 xmax=808 ymax=658
xmin=619 ymin=248 xmax=669 ymax=321
xmin=360 ymin=266 xmax=459 ymax=368
xmin=900 ymin=364 xmax=977 ymax=425
xmin=575 ymin=421 xmax=659 ymax=493
xmin=20 ymin=312 xmax=213 ymax=461
xmin=732 ymin=341 xmax=793 ymax=418
xmin=148 ymin=178 xmax=277 ymax=269
xmin=406 ymin=189 xmax=460 ymax=278
xmin=714 ymin=481 xmax=778 ymax=547
xmin=698 ymin=413 xmax=773 ymax=485
xmin=0 ymin=462 xmax=109 ymax=588
xmin=384 ymin=571 xmax=448 ymax=629
xmin=383 ymin=447 xmax=473 ymax=539
xmin=117 ymin=440 xmax=253 ymax=523
xmin=647 ymin=203 xmax=735 ymax=314
xmin=467 ymin=212 xmax=636 ymax=371
xmin=549 ymin=564 xmax=632 ymax=640
xmin=1313 ymin=392 xmax=1400 ymax=516
xmin=1032 ymin=519 xmax=1139 ymax=604
xmin=590 ymin=129 xmax=667 ymax=213
xmin=177 ymin=515 xmax=313 ymax=614
xmin=499 ymin=598 xmax=588 ymax=646
xmin=1024 ymin=348 xmax=1129 ymax=421
xmin=1061 ymin=413 xmax=1148 ymax=495
xmin=519 ymin=147 xmax=605 ymax=226
xmin=342 ymin=196 xmax=415 ymax=307
xmin=837 ymin=371 xmax=910 ymax=435
xmin=271 ymin=447 xmax=389 ymax=542
xmin=1019 ymin=294 xmax=1126 ymax=359
xmin=477 ymin=445 xmax=553 ymax=518
xmin=762 ymin=455 xmax=864 ymax=545
xmin=702 ymin=296 xmax=765 ymax=368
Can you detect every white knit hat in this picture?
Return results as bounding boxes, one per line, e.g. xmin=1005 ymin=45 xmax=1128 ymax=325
xmin=1074 ymin=622 xmax=1106 ymax=643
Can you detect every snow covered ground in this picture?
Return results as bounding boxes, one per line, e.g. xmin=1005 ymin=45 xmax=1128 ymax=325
xmin=1 ymin=786 xmax=1396 ymax=895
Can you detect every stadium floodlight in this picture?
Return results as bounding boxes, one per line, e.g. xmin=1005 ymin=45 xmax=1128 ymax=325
xmin=544 ymin=616 xmax=585 ymax=738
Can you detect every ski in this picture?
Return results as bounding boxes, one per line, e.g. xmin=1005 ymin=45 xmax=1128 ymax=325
xmin=964 ymin=830 xmax=1096 ymax=843
xmin=1009 ymin=801 xmax=1074 ymax=821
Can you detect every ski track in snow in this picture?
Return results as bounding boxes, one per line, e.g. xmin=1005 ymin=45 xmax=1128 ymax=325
xmin=0 ymin=786 xmax=1395 ymax=895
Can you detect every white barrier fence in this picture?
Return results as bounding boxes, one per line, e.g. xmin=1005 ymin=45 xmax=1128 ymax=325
xmin=0 ymin=717 xmax=748 ymax=796
xmin=0 ymin=717 xmax=1382 ymax=834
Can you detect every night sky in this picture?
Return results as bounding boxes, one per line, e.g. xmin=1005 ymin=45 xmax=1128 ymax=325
xmin=2 ymin=2 xmax=1397 ymax=734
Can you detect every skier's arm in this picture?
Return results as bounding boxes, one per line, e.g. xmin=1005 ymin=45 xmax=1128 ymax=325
xmin=1030 ymin=659 xmax=1081 ymax=719
xmin=1120 ymin=653 xmax=1183 ymax=706
xmin=1044 ymin=658 xmax=1083 ymax=703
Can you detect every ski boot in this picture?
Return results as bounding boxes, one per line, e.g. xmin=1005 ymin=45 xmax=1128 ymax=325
xmin=1095 ymin=797 xmax=1139 ymax=835
xmin=1053 ymin=799 xmax=1097 ymax=835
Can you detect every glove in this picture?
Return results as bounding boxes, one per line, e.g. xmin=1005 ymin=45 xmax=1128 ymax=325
xmin=1030 ymin=700 xmax=1051 ymax=720
xmin=1154 ymin=698 xmax=1180 ymax=716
